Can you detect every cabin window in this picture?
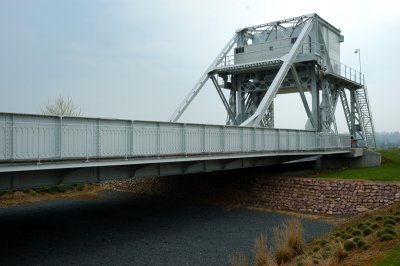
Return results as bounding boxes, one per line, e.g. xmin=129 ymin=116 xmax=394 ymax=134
xmin=235 ymin=47 xmax=244 ymax=54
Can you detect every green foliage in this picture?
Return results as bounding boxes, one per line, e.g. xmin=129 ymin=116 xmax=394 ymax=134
xmin=343 ymin=240 xmax=356 ymax=251
xmin=319 ymin=239 xmax=328 ymax=247
xmin=371 ymin=223 xmax=380 ymax=229
xmin=341 ymin=233 xmax=352 ymax=240
xmin=383 ymin=218 xmax=397 ymax=227
xmin=377 ymin=228 xmax=397 ymax=237
xmin=356 ymin=239 xmax=367 ymax=249
xmin=379 ymin=233 xmax=394 ymax=242
xmin=362 ymin=227 xmax=373 ymax=236
xmin=351 ymin=229 xmax=362 ymax=236
xmin=375 ymin=216 xmax=383 ymax=221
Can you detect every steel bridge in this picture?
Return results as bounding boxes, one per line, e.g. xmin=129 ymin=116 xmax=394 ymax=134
xmin=0 ymin=13 xmax=377 ymax=190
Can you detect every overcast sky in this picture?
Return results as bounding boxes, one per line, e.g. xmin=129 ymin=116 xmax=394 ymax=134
xmin=0 ymin=0 xmax=399 ymax=132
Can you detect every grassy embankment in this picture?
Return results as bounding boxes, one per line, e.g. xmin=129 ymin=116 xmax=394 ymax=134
xmin=318 ymin=148 xmax=400 ymax=181
xmin=230 ymin=207 xmax=400 ymax=266
xmin=321 ymin=148 xmax=400 ymax=265
xmin=230 ymin=149 xmax=400 ymax=265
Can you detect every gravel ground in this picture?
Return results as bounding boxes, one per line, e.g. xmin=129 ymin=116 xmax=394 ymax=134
xmin=0 ymin=190 xmax=333 ymax=266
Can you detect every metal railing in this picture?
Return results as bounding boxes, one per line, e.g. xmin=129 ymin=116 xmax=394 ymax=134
xmin=0 ymin=113 xmax=351 ymax=162
xmin=216 ymin=41 xmax=364 ymax=85
xmin=329 ymin=59 xmax=364 ymax=84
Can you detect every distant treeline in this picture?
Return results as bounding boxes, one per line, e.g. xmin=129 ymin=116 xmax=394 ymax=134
xmin=376 ymin=131 xmax=400 ymax=148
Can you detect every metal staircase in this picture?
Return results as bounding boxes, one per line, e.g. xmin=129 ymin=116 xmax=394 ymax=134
xmin=356 ymin=85 xmax=376 ymax=148
xmin=338 ymin=88 xmax=352 ymax=131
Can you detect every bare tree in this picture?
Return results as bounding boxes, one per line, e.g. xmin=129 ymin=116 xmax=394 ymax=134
xmin=41 ymin=96 xmax=82 ymax=117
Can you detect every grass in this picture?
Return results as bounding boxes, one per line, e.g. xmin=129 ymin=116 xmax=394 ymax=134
xmin=229 ymin=206 xmax=400 ymax=265
xmin=253 ymin=234 xmax=275 ymax=266
xmin=318 ymin=148 xmax=400 ymax=181
xmin=273 ymin=218 xmax=304 ymax=264
xmin=374 ymin=241 xmax=400 ymax=266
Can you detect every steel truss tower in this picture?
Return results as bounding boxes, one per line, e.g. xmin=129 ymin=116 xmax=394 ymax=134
xmin=170 ymin=13 xmax=376 ymax=148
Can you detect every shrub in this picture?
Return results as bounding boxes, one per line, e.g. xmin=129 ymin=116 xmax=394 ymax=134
xmin=351 ymin=229 xmax=362 ymax=236
xmin=22 ymin=188 xmax=31 ymax=194
xmin=394 ymin=216 xmax=400 ymax=222
xmin=365 ymin=221 xmax=371 ymax=226
xmin=332 ymin=242 xmax=347 ymax=262
xmin=341 ymin=234 xmax=352 ymax=240
xmin=319 ymin=257 xmax=338 ymax=266
xmin=253 ymin=233 xmax=275 ymax=266
xmin=274 ymin=246 xmax=291 ymax=265
xmin=229 ymin=251 xmax=248 ymax=266
xmin=273 ymin=218 xmax=304 ymax=264
xmin=297 ymin=255 xmax=313 ymax=266
xmin=371 ymin=223 xmax=380 ymax=229
xmin=375 ymin=216 xmax=383 ymax=221
xmin=356 ymin=239 xmax=367 ymax=249
xmin=319 ymin=239 xmax=328 ymax=247
xmin=385 ymin=215 xmax=395 ymax=220
xmin=356 ymin=223 xmax=364 ymax=229
xmin=343 ymin=240 xmax=356 ymax=251
xmin=285 ymin=219 xmax=304 ymax=255
xmin=384 ymin=218 xmax=397 ymax=227
xmin=362 ymin=227 xmax=373 ymax=236
xmin=321 ymin=250 xmax=331 ymax=259
xmin=379 ymin=233 xmax=394 ymax=242
xmin=377 ymin=227 xmax=397 ymax=237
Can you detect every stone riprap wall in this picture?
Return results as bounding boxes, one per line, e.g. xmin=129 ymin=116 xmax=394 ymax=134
xmin=103 ymin=174 xmax=400 ymax=215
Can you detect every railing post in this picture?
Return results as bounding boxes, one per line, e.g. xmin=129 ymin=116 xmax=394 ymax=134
xmin=277 ymin=129 xmax=280 ymax=151
xmin=262 ymin=128 xmax=266 ymax=152
xmin=97 ymin=119 xmax=101 ymax=157
xmin=85 ymin=124 xmax=89 ymax=162
xmin=297 ymin=130 xmax=300 ymax=150
xmin=125 ymin=125 xmax=128 ymax=160
xmin=157 ymin=122 xmax=161 ymax=158
xmin=59 ymin=117 xmax=63 ymax=159
xmin=130 ymin=121 xmax=134 ymax=157
xmin=253 ymin=128 xmax=256 ymax=152
xmin=222 ymin=126 xmax=225 ymax=153
xmin=241 ymin=127 xmax=244 ymax=153
xmin=37 ymin=123 xmax=41 ymax=164
xmin=286 ymin=130 xmax=289 ymax=150
xmin=183 ymin=124 xmax=187 ymax=156
xmin=202 ymin=125 xmax=206 ymax=154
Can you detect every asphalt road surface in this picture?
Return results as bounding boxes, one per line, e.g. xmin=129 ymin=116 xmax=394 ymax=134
xmin=0 ymin=190 xmax=333 ymax=266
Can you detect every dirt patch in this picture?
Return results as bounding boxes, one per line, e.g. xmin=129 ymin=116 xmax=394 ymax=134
xmin=0 ymin=184 xmax=103 ymax=208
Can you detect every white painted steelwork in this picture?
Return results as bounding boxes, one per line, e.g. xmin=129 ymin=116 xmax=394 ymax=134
xmin=170 ymin=13 xmax=376 ymax=148
xmin=0 ymin=113 xmax=350 ymax=163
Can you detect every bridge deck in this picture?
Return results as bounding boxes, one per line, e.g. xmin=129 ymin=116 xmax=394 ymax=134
xmin=0 ymin=112 xmax=351 ymax=190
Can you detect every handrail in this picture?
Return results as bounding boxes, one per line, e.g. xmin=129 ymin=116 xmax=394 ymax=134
xmin=216 ymin=42 xmax=364 ymax=85
xmin=0 ymin=113 xmax=351 ymax=162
